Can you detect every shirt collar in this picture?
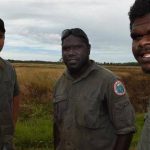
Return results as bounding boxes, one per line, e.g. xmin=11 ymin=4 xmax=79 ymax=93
xmin=0 ymin=57 xmax=5 ymax=70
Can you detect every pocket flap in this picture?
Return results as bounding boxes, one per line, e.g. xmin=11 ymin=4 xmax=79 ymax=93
xmin=115 ymin=101 xmax=129 ymax=110
xmin=53 ymin=95 xmax=67 ymax=103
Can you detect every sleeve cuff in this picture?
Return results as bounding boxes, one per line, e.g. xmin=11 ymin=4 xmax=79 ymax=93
xmin=116 ymin=126 xmax=136 ymax=134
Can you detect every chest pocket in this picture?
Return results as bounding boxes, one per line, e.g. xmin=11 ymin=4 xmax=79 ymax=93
xmin=0 ymin=83 xmax=7 ymax=115
xmin=53 ymin=95 xmax=68 ymax=123
xmin=5 ymin=80 xmax=14 ymax=99
xmin=0 ymin=83 xmax=6 ymax=97
xmin=0 ymin=81 xmax=13 ymax=127
xmin=0 ymin=68 xmax=14 ymax=101
xmin=0 ymin=80 xmax=14 ymax=104
xmin=0 ymin=80 xmax=13 ymax=104
xmin=75 ymin=96 xmax=107 ymax=129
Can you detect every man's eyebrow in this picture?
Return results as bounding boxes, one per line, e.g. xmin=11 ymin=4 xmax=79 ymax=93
xmin=132 ymin=21 xmax=150 ymax=28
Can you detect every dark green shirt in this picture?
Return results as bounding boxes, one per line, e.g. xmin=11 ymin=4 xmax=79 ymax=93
xmin=137 ymin=99 xmax=150 ymax=150
xmin=53 ymin=61 xmax=135 ymax=150
xmin=0 ymin=57 xmax=19 ymax=147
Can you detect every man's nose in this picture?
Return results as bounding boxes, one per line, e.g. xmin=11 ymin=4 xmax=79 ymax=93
xmin=68 ymin=48 xmax=74 ymax=55
xmin=139 ymin=35 xmax=150 ymax=47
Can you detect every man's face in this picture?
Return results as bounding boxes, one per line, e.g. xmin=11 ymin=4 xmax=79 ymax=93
xmin=62 ymin=35 xmax=90 ymax=73
xmin=131 ymin=13 xmax=150 ymax=73
xmin=0 ymin=31 xmax=4 ymax=52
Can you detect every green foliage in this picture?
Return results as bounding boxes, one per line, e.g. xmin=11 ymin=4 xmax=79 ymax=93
xmin=130 ymin=113 xmax=145 ymax=149
xmin=15 ymin=117 xmax=53 ymax=149
xmin=15 ymin=101 xmax=53 ymax=149
xmin=8 ymin=59 xmax=63 ymax=65
xmin=15 ymin=109 xmax=144 ymax=150
xmin=11 ymin=63 xmax=149 ymax=150
xmin=20 ymin=103 xmax=53 ymax=120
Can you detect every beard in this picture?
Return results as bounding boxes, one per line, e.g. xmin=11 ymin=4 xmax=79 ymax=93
xmin=66 ymin=58 xmax=90 ymax=76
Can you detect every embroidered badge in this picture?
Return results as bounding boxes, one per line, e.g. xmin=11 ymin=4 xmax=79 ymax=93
xmin=113 ymin=80 xmax=126 ymax=96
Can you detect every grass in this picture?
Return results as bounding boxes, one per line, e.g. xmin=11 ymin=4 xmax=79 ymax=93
xmin=14 ymin=102 xmax=54 ymax=149
xmin=15 ymin=118 xmax=53 ymax=147
xmin=14 ymin=110 xmax=144 ymax=150
xmin=130 ymin=113 xmax=145 ymax=149
xmin=15 ymin=63 xmax=150 ymax=112
xmin=10 ymin=63 xmax=150 ymax=149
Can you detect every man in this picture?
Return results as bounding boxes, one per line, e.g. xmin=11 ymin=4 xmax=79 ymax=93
xmin=53 ymin=28 xmax=135 ymax=150
xmin=0 ymin=18 xmax=20 ymax=150
xmin=129 ymin=0 xmax=150 ymax=149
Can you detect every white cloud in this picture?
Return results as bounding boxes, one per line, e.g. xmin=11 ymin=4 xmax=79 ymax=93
xmin=0 ymin=0 xmax=136 ymax=62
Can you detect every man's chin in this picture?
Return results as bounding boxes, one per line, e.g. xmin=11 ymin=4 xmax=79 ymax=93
xmin=68 ymin=67 xmax=78 ymax=74
xmin=141 ymin=64 xmax=150 ymax=74
xmin=66 ymin=63 xmax=78 ymax=71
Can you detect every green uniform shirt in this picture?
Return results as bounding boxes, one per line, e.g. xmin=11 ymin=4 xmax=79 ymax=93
xmin=53 ymin=60 xmax=135 ymax=150
xmin=137 ymin=99 xmax=150 ymax=150
xmin=0 ymin=57 xmax=19 ymax=149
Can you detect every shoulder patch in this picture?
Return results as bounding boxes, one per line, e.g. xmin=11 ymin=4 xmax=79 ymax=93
xmin=113 ymin=80 xmax=126 ymax=96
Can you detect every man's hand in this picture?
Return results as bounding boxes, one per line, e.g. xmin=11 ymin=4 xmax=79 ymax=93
xmin=113 ymin=133 xmax=133 ymax=150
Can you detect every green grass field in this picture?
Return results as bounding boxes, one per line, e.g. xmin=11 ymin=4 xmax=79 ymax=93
xmin=14 ymin=103 xmax=53 ymax=150
xmin=14 ymin=111 xmax=144 ymax=150
xmin=12 ymin=63 xmax=150 ymax=150
xmin=130 ymin=114 xmax=144 ymax=150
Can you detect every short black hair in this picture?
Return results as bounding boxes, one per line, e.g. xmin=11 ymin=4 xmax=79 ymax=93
xmin=61 ymin=28 xmax=90 ymax=46
xmin=128 ymin=0 xmax=150 ymax=30
xmin=0 ymin=18 xmax=5 ymax=33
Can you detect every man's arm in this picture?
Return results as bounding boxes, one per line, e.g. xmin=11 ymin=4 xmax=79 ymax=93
xmin=106 ymin=78 xmax=135 ymax=150
xmin=113 ymin=133 xmax=133 ymax=150
xmin=12 ymin=95 xmax=20 ymax=127
xmin=54 ymin=121 xmax=60 ymax=150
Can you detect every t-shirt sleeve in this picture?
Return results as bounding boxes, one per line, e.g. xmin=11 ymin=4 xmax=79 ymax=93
xmin=13 ymin=67 xmax=20 ymax=97
xmin=106 ymin=76 xmax=136 ymax=135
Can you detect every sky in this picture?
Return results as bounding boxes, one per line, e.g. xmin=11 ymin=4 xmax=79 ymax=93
xmin=0 ymin=0 xmax=136 ymax=63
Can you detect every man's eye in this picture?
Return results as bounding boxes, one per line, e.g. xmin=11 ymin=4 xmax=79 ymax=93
xmin=131 ymin=33 xmax=142 ymax=40
xmin=63 ymin=47 xmax=69 ymax=51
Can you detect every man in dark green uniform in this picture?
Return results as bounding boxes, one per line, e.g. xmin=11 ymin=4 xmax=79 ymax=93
xmin=0 ymin=18 xmax=20 ymax=150
xmin=129 ymin=0 xmax=150 ymax=149
xmin=53 ymin=28 xmax=135 ymax=150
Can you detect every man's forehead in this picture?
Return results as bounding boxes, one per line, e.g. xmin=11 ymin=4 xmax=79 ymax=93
xmin=132 ymin=14 xmax=150 ymax=29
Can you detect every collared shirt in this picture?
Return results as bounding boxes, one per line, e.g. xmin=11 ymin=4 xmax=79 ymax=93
xmin=53 ymin=60 xmax=135 ymax=150
xmin=0 ymin=57 xmax=19 ymax=147
xmin=137 ymin=98 xmax=150 ymax=150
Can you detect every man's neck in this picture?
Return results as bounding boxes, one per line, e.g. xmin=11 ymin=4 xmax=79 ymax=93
xmin=69 ymin=60 xmax=91 ymax=79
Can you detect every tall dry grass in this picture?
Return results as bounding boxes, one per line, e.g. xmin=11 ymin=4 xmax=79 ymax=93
xmin=14 ymin=64 xmax=150 ymax=113
xmin=106 ymin=65 xmax=150 ymax=112
xmin=12 ymin=63 xmax=149 ymax=149
xmin=14 ymin=64 xmax=64 ymax=119
xmin=16 ymin=65 xmax=64 ymax=103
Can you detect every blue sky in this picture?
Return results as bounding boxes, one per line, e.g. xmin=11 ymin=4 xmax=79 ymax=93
xmin=0 ymin=0 xmax=136 ymax=63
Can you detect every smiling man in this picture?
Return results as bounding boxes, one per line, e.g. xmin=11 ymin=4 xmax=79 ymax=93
xmin=53 ymin=28 xmax=135 ymax=150
xmin=0 ymin=18 xmax=20 ymax=150
xmin=129 ymin=0 xmax=150 ymax=149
